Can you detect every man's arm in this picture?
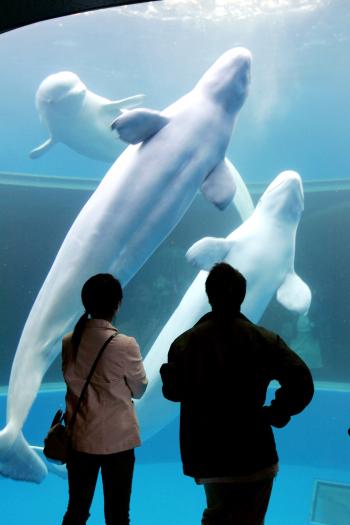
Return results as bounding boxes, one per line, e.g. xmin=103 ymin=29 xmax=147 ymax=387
xmin=160 ymin=335 xmax=188 ymax=402
xmin=263 ymin=335 xmax=314 ymax=428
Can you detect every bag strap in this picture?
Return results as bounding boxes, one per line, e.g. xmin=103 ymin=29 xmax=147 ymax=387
xmin=68 ymin=332 xmax=117 ymax=430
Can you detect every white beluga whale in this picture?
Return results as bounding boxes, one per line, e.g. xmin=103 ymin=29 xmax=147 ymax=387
xmin=187 ymin=170 xmax=311 ymax=316
xmin=1 ymin=47 xmax=252 ymax=482
xmin=30 ymin=71 xmax=144 ymax=162
xmin=136 ymin=170 xmax=312 ymax=441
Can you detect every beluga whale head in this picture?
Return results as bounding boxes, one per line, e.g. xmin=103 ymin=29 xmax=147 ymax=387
xmin=197 ymin=47 xmax=252 ymax=112
xmin=256 ymin=170 xmax=304 ymax=223
xmin=36 ymin=71 xmax=87 ymax=117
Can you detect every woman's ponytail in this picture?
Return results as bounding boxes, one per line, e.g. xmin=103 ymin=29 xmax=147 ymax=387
xmin=71 ymin=311 xmax=89 ymax=359
xmin=71 ymin=273 xmax=122 ymax=359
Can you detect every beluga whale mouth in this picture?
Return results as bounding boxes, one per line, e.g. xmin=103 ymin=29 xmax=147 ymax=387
xmin=257 ymin=170 xmax=304 ymax=220
xmin=197 ymin=47 xmax=252 ymax=112
xmin=266 ymin=170 xmax=304 ymax=199
xmin=36 ymin=71 xmax=87 ymax=114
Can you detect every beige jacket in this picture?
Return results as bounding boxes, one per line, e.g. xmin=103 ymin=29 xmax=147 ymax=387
xmin=62 ymin=319 xmax=148 ymax=455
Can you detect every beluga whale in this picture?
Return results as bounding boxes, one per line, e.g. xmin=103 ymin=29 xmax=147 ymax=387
xmin=30 ymin=71 xmax=145 ymax=162
xmin=136 ymin=170 xmax=312 ymax=440
xmin=187 ymin=170 xmax=312 ymax=319
xmin=1 ymin=47 xmax=252 ymax=482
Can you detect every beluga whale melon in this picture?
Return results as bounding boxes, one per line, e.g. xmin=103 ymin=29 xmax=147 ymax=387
xmin=136 ymin=170 xmax=312 ymax=441
xmin=1 ymin=47 xmax=252 ymax=482
xmin=30 ymin=71 xmax=145 ymax=162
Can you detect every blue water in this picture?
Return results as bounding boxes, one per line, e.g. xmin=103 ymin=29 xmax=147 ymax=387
xmin=5 ymin=462 xmax=350 ymax=525
xmin=0 ymin=1 xmax=349 ymax=183
xmin=1 ymin=385 xmax=350 ymax=524
xmin=1 ymin=1 xmax=350 ymax=523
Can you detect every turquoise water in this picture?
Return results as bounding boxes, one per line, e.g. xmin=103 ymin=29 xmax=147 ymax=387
xmin=1 ymin=385 xmax=350 ymax=523
xmin=4 ymin=461 xmax=350 ymax=524
xmin=1 ymin=1 xmax=350 ymax=523
xmin=0 ymin=0 xmax=349 ymax=183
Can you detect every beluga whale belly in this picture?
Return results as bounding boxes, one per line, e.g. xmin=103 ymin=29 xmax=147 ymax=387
xmin=136 ymin=170 xmax=312 ymax=440
xmin=1 ymin=47 xmax=252 ymax=482
xmin=30 ymin=71 xmax=145 ymax=162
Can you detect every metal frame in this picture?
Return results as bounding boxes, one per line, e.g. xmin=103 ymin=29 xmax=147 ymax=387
xmin=310 ymin=479 xmax=350 ymax=525
xmin=1 ymin=1 xmax=158 ymax=34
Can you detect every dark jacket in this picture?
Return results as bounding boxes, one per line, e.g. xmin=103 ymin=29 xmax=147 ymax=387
xmin=160 ymin=311 xmax=314 ymax=478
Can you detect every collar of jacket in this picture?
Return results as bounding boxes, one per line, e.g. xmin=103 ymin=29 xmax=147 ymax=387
xmin=194 ymin=310 xmax=252 ymax=326
xmin=86 ymin=319 xmax=118 ymax=331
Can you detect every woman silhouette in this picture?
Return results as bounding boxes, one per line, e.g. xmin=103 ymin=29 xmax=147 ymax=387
xmin=61 ymin=273 xmax=148 ymax=525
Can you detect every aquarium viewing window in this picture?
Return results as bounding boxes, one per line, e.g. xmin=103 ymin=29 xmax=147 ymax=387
xmin=0 ymin=1 xmax=349 ymax=524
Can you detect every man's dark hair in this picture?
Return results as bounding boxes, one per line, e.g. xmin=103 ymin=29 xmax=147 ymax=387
xmin=205 ymin=263 xmax=246 ymax=312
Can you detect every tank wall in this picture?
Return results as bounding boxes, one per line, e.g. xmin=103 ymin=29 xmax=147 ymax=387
xmin=1 ymin=385 xmax=347 ymax=470
xmin=1 ymin=182 xmax=349 ymax=385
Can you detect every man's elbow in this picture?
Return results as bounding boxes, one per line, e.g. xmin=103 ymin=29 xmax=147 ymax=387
xmin=300 ymin=368 xmax=315 ymax=409
xmin=290 ymin=371 xmax=315 ymax=415
xmin=162 ymin=385 xmax=181 ymax=403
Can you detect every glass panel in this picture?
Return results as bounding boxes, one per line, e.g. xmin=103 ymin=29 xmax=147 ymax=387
xmin=0 ymin=1 xmax=349 ymax=524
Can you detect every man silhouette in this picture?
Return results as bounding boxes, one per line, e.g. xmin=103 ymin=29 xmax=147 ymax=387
xmin=160 ymin=263 xmax=314 ymax=524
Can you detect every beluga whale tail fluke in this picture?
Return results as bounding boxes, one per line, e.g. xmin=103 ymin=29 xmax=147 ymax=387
xmin=3 ymin=47 xmax=252 ymax=482
xmin=0 ymin=428 xmax=65 ymax=482
xmin=30 ymin=71 xmax=145 ymax=162
xmin=0 ymin=429 xmax=47 ymax=483
xmin=31 ymin=445 xmax=67 ymax=479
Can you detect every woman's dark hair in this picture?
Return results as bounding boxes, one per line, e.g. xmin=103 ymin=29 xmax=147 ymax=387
xmin=205 ymin=263 xmax=246 ymax=313
xmin=71 ymin=273 xmax=123 ymax=356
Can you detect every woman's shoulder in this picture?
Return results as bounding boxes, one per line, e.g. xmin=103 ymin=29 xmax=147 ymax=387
xmin=112 ymin=333 xmax=141 ymax=359
xmin=115 ymin=332 xmax=139 ymax=349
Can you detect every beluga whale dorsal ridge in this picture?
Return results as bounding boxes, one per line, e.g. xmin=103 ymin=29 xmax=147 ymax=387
xmin=136 ymin=170 xmax=311 ymax=441
xmin=30 ymin=71 xmax=145 ymax=162
xmin=1 ymin=47 xmax=252 ymax=482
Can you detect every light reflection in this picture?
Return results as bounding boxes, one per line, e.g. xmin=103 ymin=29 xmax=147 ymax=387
xmin=119 ymin=0 xmax=330 ymax=21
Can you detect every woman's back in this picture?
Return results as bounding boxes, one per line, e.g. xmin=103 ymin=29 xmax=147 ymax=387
xmin=62 ymin=318 xmax=147 ymax=455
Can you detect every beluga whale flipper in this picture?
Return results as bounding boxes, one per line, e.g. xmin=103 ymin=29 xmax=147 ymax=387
xmin=136 ymin=170 xmax=311 ymax=441
xmin=30 ymin=71 xmax=145 ymax=162
xmin=2 ymin=47 xmax=252 ymax=482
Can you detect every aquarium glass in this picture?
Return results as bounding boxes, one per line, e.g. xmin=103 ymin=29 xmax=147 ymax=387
xmin=0 ymin=1 xmax=349 ymax=524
